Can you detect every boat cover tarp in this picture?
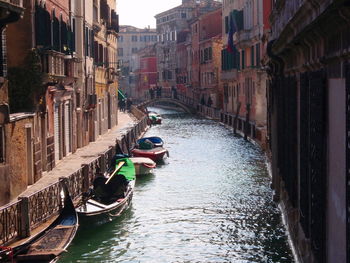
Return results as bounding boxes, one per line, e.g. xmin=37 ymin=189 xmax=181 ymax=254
xmin=115 ymin=158 xmax=135 ymax=181
xmin=118 ymin=89 xmax=126 ymax=100
xmin=137 ymin=136 xmax=163 ymax=145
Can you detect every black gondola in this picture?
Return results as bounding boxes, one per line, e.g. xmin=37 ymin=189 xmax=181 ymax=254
xmin=76 ymin=158 xmax=136 ymax=226
xmin=1 ymin=180 xmax=79 ymax=263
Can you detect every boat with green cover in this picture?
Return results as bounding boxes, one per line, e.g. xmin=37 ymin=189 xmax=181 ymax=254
xmin=76 ymin=157 xmax=136 ymax=225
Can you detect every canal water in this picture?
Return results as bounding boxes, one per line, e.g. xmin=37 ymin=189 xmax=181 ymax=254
xmin=60 ymin=107 xmax=294 ymax=263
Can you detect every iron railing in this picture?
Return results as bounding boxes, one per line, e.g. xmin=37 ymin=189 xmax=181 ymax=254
xmin=0 ymin=113 xmax=149 ymax=245
xmin=0 ymin=0 xmax=23 ymax=7
xmin=0 ymin=200 xmax=21 ymax=244
xmin=28 ymin=182 xmax=62 ymax=229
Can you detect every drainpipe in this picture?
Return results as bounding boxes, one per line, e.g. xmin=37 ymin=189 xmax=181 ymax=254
xmin=31 ymin=0 xmax=35 ymax=48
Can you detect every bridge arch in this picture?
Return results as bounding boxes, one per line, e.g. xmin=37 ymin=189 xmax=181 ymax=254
xmin=138 ymin=98 xmax=195 ymax=114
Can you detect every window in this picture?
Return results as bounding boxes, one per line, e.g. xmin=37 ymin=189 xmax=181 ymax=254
xmin=132 ymin=47 xmax=138 ymax=53
xmin=224 ymin=84 xmax=228 ymax=103
xmin=131 ymin=35 xmax=137 ymax=42
xmin=251 ymin=46 xmax=255 ymax=67
xmin=181 ymin=13 xmax=186 ymax=18
xmin=209 ymin=47 xmax=212 ymax=60
xmin=118 ymin=36 xmax=123 ymax=42
xmin=241 ymin=50 xmax=245 ymax=69
xmin=118 ymin=48 xmax=123 ymax=56
xmin=167 ymin=70 xmax=172 ymax=80
xmin=204 ymin=48 xmax=208 ymax=61
xmin=256 ymin=43 xmax=260 ymax=67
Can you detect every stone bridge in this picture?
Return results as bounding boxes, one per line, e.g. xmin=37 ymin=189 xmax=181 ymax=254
xmin=137 ymin=97 xmax=196 ymax=114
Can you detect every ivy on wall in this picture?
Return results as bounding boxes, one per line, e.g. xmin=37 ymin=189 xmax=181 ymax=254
xmin=8 ymin=49 xmax=45 ymax=113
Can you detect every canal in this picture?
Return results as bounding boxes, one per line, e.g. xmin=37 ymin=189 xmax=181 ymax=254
xmin=60 ymin=107 xmax=294 ymax=263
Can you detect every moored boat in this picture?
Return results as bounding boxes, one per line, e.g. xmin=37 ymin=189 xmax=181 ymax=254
xmin=76 ymin=158 xmax=136 ymax=225
xmin=130 ymin=157 xmax=156 ymax=175
xmin=6 ymin=181 xmax=78 ymax=263
xmin=131 ymin=147 xmax=169 ymax=163
xmin=136 ymin=136 xmax=164 ymax=148
xmin=148 ymin=112 xmax=162 ymax=124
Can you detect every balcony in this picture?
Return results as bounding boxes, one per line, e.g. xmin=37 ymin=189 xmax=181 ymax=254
xmin=107 ymin=10 xmax=119 ymax=34
xmin=235 ymin=25 xmax=261 ymax=48
xmin=220 ymin=69 xmax=237 ymax=81
xmin=0 ymin=0 xmax=23 ymax=24
xmin=0 ymin=0 xmax=23 ymax=9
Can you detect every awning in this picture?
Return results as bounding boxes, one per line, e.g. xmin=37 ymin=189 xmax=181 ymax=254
xmin=118 ymin=89 xmax=126 ymax=100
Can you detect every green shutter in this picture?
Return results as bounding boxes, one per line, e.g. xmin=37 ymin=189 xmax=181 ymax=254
xmin=241 ymin=50 xmax=245 ymax=69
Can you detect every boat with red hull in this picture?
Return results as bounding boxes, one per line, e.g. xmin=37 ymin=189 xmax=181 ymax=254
xmin=131 ymin=147 xmax=168 ymax=163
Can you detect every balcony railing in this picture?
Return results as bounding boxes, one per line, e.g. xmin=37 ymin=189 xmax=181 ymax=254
xmin=0 ymin=0 xmax=23 ymax=7
xmin=221 ymin=69 xmax=237 ymax=81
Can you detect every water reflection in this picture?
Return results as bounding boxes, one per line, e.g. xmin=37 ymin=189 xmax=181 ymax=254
xmin=60 ymin=107 xmax=293 ymax=263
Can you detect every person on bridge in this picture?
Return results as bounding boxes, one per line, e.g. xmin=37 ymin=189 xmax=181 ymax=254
xmin=149 ymin=88 xmax=155 ymax=99
xmin=207 ymin=96 xmax=213 ymax=108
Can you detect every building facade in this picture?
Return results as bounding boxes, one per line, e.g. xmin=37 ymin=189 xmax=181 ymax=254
xmin=136 ymin=44 xmax=157 ymax=101
xmin=0 ymin=0 xmax=26 ymax=205
xmin=176 ymin=29 xmax=191 ymax=97
xmin=118 ymin=25 xmax=157 ymax=98
xmin=6 ymin=0 xmax=77 ymax=191
xmin=1 ymin=0 xmax=119 ymax=206
xmin=155 ymin=0 xmax=222 ymax=94
xmin=221 ymin=0 xmax=267 ymax=147
xmin=93 ymin=0 xmax=119 ymax=137
xmin=267 ymin=0 xmax=350 ymax=262
xmin=198 ymin=8 xmax=222 ymax=108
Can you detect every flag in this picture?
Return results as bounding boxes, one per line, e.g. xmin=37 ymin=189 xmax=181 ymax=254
xmin=227 ymin=13 xmax=236 ymax=53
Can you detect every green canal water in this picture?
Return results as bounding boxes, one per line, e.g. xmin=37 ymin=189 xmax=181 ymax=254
xmin=60 ymin=108 xmax=294 ymax=263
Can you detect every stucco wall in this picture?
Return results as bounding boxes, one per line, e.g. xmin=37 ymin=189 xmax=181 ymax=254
xmin=0 ymin=164 xmax=10 ymax=206
xmin=7 ymin=117 xmax=34 ymax=201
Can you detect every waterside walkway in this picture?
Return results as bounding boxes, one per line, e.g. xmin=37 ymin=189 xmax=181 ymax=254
xmin=18 ymin=111 xmax=138 ymax=198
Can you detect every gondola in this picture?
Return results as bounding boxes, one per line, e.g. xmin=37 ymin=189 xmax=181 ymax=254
xmin=2 ymin=181 xmax=79 ymax=263
xmin=76 ymin=157 xmax=136 ymax=225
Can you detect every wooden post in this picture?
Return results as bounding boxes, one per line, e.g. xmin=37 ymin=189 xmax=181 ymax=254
xmin=244 ymin=103 xmax=251 ymax=140
xmin=81 ymin=164 xmax=89 ymax=194
xmin=18 ymin=197 xmax=30 ymax=238
xmin=233 ymin=102 xmax=241 ymax=135
xmin=99 ymin=154 xmax=106 ymax=174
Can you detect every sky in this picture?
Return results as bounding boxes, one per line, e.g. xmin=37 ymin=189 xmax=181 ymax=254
xmin=117 ymin=0 xmax=182 ymax=29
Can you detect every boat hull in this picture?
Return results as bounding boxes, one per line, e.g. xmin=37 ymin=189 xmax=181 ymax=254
xmin=131 ymin=147 xmax=168 ymax=162
xmin=130 ymin=157 xmax=156 ymax=175
xmin=77 ymin=180 xmax=135 ymax=225
xmin=11 ymin=182 xmax=78 ymax=263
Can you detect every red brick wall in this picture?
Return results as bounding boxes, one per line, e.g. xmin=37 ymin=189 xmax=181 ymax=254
xmin=263 ymin=0 xmax=272 ymax=30
xmin=199 ymin=9 xmax=222 ymax=40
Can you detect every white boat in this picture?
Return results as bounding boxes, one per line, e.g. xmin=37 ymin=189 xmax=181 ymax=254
xmin=130 ymin=157 xmax=156 ymax=175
